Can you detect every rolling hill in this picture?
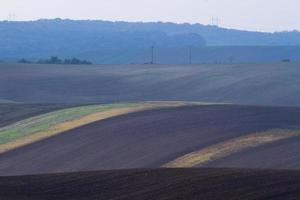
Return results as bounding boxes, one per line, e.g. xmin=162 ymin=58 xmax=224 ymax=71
xmin=1 ymin=63 xmax=300 ymax=106
xmin=2 ymin=19 xmax=300 ymax=200
xmin=0 ymin=104 xmax=300 ymax=176
xmin=0 ymin=102 xmax=193 ymax=154
xmin=2 ymin=19 xmax=300 ymax=64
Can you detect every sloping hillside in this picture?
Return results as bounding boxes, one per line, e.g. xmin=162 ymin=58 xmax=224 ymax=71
xmin=2 ymin=20 xmax=300 ymax=63
xmin=0 ymin=102 xmax=189 ymax=154
xmin=1 ymin=105 xmax=300 ymax=176
xmin=1 ymin=63 xmax=300 ymax=106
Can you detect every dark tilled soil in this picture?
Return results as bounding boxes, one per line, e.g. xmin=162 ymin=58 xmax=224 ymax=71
xmin=1 ymin=105 xmax=300 ymax=176
xmin=2 ymin=63 xmax=300 ymax=106
xmin=0 ymin=103 xmax=72 ymax=127
xmin=1 ymin=168 xmax=300 ymax=200
xmin=203 ymin=136 xmax=300 ymax=170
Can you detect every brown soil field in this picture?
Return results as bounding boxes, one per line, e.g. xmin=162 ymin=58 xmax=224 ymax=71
xmin=2 ymin=63 xmax=300 ymax=107
xmin=0 ymin=102 xmax=187 ymax=154
xmin=1 ymin=105 xmax=300 ymax=176
xmin=0 ymin=168 xmax=300 ymax=200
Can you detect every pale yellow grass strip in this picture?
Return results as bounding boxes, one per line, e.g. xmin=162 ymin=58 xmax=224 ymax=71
xmin=0 ymin=103 xmax=183 ymax=154
xmin=163 ymin=129 xmax=300 ymax=168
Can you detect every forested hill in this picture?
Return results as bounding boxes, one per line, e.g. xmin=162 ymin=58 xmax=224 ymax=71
xmin=1 ymin=19 xmax=300 ymax=64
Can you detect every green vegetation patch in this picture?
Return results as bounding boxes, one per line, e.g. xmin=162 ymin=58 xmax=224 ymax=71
xmin=0 ymin=103 xmax=139 ymax=145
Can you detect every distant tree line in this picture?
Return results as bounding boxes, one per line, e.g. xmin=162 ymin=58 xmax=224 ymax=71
xmin=18 ymin=56 xmax=92 ymax=65
xmin=18 ymin=58 xmax=32 ymax=64
xmin=282 ymin=58 xmax=291 ymax=63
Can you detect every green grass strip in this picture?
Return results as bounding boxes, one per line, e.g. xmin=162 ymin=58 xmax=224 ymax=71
xmin=0 ymin=103 xmax=139 ymax=145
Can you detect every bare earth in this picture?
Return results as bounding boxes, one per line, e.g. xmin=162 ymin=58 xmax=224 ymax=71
xmin=1 ymin=105 xmax=300 ymax=176
xmin=1 ymin=63 xmax=300 ymax=106
xmin=0 ymin=168 xmax=300 ymax=200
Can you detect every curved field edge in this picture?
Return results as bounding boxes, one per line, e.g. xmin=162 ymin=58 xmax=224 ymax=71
xmin=0 ymin=101 xmax=215 ymax=154
xmin=163 ymin=129 xmax=300 ymax=168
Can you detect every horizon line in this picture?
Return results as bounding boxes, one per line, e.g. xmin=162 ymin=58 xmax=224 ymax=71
xmin=1 ymin=18 xmax=300 ymax=34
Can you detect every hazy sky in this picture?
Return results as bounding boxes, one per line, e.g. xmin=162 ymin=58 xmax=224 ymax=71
xmin=1 ymin=0 xmax=299 ymax=32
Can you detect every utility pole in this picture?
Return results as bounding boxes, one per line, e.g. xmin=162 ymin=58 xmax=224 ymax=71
xmin=210 ymin=17 xmax=220 ymax=27
xmin=216 ymin=17 xmax=220 ymax=27
xmin=8 ymin=13 xmax=17 ymax=21
xmin=210 ymin=17 xmax=215 ymax=26
xmin=150 ymin=45 xmax=154 ymax=64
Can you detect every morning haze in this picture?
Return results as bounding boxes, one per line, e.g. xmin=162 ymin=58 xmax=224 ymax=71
xmin=2 ymin=0 xmax=300 ymax=200
xmin=1 ymin=0 xmax=300 ymax=32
